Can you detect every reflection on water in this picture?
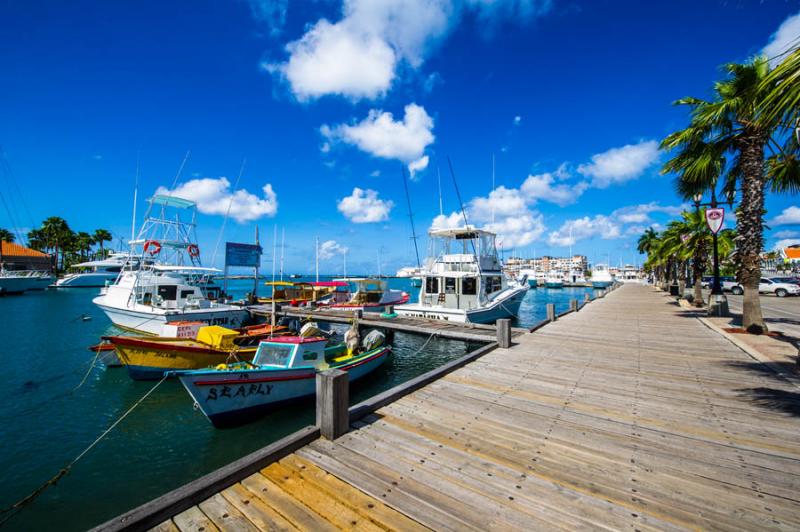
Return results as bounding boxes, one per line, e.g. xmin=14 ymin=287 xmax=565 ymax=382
xmin=0 ymin=278 xmax=597 ymax=530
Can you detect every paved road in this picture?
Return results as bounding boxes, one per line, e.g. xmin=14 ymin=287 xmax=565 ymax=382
xmin=719 ymin=292 xmax=800 ymax=338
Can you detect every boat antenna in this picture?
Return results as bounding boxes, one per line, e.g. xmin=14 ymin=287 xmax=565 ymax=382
xmin=271 ymin=225 xmax=277 ymax=328
xmin=0 ymin=146 xmax=34 ymax=245
xmin=446 ymin=156 xmax=482 ymax=275
xmin=401 ymin=166 xmax=421 ymax=268
xmin=211 ymin=158 xmax=246 ymax=268
xmin=437 ymin=165 xmax=443 ymax=216
xmin=279 ymin=227 xmax=285 ymax=281
xmin=131 ymin=152 xmax=140 ymax=243
xmin=491 ymin=152 xmax=496 ymax=224
xmin=315 ymin=236 xmax=319 ymax=283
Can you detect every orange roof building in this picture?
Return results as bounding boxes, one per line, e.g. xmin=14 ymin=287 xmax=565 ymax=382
xmin=783 ymin=246 xmax=800 ymax=263
xmin=0 ymin=240 xmax=52 ymax=270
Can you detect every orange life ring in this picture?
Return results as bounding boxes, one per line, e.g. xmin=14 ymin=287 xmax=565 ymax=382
xmin=144 ymin=240 xmax=162 ymax=255
xmin=187 ymin=244 xmax=200 ymax=258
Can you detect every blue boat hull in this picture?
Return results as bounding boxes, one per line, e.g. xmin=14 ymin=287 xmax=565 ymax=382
xmin=592 ymin=281 xmax=613 ymax=288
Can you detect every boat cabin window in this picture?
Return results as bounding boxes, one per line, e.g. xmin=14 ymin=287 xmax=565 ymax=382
xmin=256 ymin=343 xmax=295 ymax=367
xmin=461 ymin=277 xmax=477 ymax=295
xmin=157 ymin=285 xmax=178 ymax=301
xmin=444 ymin=277 xmax=456 ymax=294
xmin=180 ymin=290 xmax=194 ymax=299
xmin=425 ymin=277 xmax=439 ymax=293
xmin=485 ymin=276 xmax=502 ymax=294
xmin=106 ymin=266 xmax=122 ymax=273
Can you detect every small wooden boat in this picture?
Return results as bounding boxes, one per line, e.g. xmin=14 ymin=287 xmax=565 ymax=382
xmin=104 ymin=324 xmax=287 ymax=380
xmin=257 ymin=281 xmax=350 ymax=306
xmin=176 ymin=331 xmax=391 ymax=428
xmin=327 ymin=278 xmax=409 ymax=313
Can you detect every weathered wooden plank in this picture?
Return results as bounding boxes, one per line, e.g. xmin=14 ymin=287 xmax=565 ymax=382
xmin=239 ymin=473 xmax=338 ymax=532
xmin=198 ymin=494 xmax=259 ymax=532
xmin=149 ymin=520 xmax=179 ymax=532
xmin=279 ymin=455 xmax=429 ymax=532
xmin=172 ymin=507 xmax=218 ymax=532
xmin=219 ymin=484 xmax=297 ymax=532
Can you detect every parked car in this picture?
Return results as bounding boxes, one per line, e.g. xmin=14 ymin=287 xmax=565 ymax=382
xmin=727 ymin=277 xmax=800 ymax=297
xmin=702 ymin=275 xmax=735 ymax=289
xmin=771 ymin=276 xmax=800 ymax=286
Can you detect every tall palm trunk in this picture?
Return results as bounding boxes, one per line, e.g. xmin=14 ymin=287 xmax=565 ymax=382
xmin=677 ymin=260 xmax=686 ymax=297
xmin=692 ymin=256 xmax=705 ymax=307
xmin=737 ymin=132 xmax=767 ymax=333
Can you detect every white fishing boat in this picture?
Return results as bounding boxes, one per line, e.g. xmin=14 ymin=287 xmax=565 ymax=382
xmin=327 ymin=278 xmax=409 ymax=313
xmin=0 ymin=269 xmax=54 ymax=294
xmin=0 ymin=241 xmax=55 ymax=293
xmin=395 ymin=227 xmax=528 ymax=323
xmin=55 ymin=252 xmax=132 ymax=288
xmin=591 ymin=263 xmax=615 ymax=288
xmin=92 ymin=195 xmax=248 ymax=335
xmin=518 ymin=268 xmax=538 ymax=287
xmin=544 ymin=273 xmax=564 ymax=289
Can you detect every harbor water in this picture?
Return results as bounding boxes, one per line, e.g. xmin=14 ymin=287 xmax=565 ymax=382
xmin=0 ymin=278 xmax=597 ymax=530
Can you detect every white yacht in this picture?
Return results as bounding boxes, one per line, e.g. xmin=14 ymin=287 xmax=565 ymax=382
xmin=395 ymin=227 xmax=528 ymax=323
xmin=93 ymin=195 xmax=248 ymax=335
xmin=0 ymin=270 xmax=54 ymax=294
xmin=591 ymin=263 xmax=615 ymax=288
xmin=55 ymin=252 xmax=131 ymax=288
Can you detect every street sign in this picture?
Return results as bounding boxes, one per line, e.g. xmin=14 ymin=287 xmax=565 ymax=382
xmin=705 ymin=208 xmax=725 ymax=235
xmin=225 ymin=242 xmax=262 ymax=268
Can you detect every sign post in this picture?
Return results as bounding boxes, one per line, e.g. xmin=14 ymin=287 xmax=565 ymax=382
xmin=224 ymin=242 xmax=263 ymax=301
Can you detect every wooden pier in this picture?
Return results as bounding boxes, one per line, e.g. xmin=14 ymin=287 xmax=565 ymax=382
xmin=99 ymin=284 xmax=800 ymax=531
xmin=247 ymin=305 xmax=531 ymax=343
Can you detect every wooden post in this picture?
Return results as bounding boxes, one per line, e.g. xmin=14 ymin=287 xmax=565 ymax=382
xmin=496 ymin=318 xmax=511 ymax=348
xmin=354 ymin=309 xmax=363 ymax=320
xmin=584 ymin=292 xmax=591 ymax=303
xmin=385 ymin=305 xmax=393 ymax=315
xmin=546 ymin=303 xmax=556 ymax=322
xmin=569 ymin=299 xmax=577 ymax=312
xmin=316 ymin=369 xmax=349 ymax=440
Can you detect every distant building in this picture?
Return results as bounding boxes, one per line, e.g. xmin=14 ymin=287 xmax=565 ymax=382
xmin=0 ymin=240 xmax=52 ymax=272
xmin=780 ymin=245 xmax=800 ymax=271
xmin=506 ymin=255 xmax=588 ymax=274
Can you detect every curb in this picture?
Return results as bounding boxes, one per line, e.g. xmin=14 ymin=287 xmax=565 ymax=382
xmin=697 ymin=316 xmax=800 ymax=390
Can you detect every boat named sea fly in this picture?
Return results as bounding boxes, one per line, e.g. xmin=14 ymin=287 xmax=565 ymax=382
xmin=175 ymin=328 xmax=391 ymax=428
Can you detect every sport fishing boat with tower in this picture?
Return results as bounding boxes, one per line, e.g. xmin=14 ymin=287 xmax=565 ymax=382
xmin=394 ymin=226 xmax=528 ymax=323
xmin=92 ymin=195 xmax=248 ymax=335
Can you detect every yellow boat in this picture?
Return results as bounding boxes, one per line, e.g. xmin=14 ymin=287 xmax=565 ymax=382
xmin=105 ymin=325 xmax=275 ymax=381
xmin=257 ymin=281 xmax=350 ymax=305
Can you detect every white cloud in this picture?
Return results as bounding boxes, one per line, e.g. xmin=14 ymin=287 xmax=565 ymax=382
xmin=775 ymin=238 xmax=800 ymax=251
xmin=774 ymin=229 xmax=800 ymax=239
xmin=548 ymin=215 xmax=621 ymax=247
xmin=267 ymin=0 xmax=550 ymax=101
xmin=155 ymin=177 xmax=278 ymax=223
xmin=577 ymin=140 xmax=660 ymax=188
xmin=763 ymin=11 xmax=800 ymax=65
xmin=337 ymin=187 xmax=394 ymax=223
xmin=318 ymin=239 xmax=349 ymax=259
xmin=369 ymin=169 xmax=381 ymax=177
xmin=408 ymin=155 xmax=429 ymax=178
xmin=772 ymin=205 xmax=800 ymax=226
xmin=323 ymin=103 xmax=435 ymax=163
xmin=513 ymin=115 xmax=521 ymax=126
xmin=611 ymin=202 xmax=684 ymax=224
xmin=430 ymin=211 xmax=464 ymax=230
xmin=247 ymin=0 xmax=288 ymax=36
xmin=485 ymin=212 xmax=545 ymax=249
xmin=520 ymin=172 xmax=586 ymax=206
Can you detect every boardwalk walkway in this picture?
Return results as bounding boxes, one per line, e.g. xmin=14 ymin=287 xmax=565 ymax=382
xmin=156 ymin=284 xmax=800 ymax=531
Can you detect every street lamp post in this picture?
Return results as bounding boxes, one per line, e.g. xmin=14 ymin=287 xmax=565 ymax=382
xmin=693 ymin=186 xmax=729 ymax=317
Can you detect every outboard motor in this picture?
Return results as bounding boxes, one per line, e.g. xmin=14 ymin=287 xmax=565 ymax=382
xmin=300 ymin=322 xmax=325 ymax=338
xmin=361 ymin=329 xmax=385 ymax=351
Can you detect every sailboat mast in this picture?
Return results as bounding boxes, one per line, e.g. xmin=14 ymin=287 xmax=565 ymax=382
xmin=343 ymin=248 xmax=347 ymax=278
xmin=315 ymin=236 xmax=319 ymax=283
xmin=401 ymin=167 xmax=421 ymax=268
xmin=279 ymin=227 xmax=285 ymax=281
xmin=491 ymin=153 xmax=496 ymax=224
xmin=437 ymin=166 xmax=443 ymax=216
xmin=131 ymin=154 xmax=140 ymax=243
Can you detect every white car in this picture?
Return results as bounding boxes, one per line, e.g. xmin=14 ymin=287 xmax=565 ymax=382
xmin=728 ymin=277 xmax=800 ymax=297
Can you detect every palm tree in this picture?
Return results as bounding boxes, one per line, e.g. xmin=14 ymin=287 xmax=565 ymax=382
xmin=661 ymin=56 xmax=800 ymax=333
xmin=759 ymin=45 xmax=800 ymax=128
xmin=26 ymin=228 xmax=45 ymax=251
xmin=93 ymin=229 xmax=112 ymax=258
xmin=75 ymin=232 xmax=95 ymax=261
xmin=0 ymin=228 xmax=15 ymax=243
xmin=637 ymin=227 xmax=659 ymax=255
xmin=40 ymin=217 xmax=71 ymax=274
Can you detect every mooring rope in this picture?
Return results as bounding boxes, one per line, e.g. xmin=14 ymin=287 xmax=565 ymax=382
xmin=0 ymin=374 xmax=168 ymax=527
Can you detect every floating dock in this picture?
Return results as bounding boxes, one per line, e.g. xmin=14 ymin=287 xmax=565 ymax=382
xmin=247 ymin=306 xmax=531 ymax=343
xmin=98 ymin=284 xmax=800 ymax=531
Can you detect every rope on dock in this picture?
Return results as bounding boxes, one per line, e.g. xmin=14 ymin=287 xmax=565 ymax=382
xmin=409 ymin=330 xmax=439 ymax=357
xmin=0 ymin=374 xmax=169 ymax=528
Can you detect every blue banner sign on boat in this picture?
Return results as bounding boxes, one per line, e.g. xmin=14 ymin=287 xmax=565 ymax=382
xmin=225 ymin=242 xmax=262 ymax=267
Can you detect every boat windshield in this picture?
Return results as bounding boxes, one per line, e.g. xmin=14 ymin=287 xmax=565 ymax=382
xmin=254 ymin=343 xmax=295 ymax=367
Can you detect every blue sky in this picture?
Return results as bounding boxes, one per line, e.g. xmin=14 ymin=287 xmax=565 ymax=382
xmin=1 ymin=0 xmax=799 ymax=274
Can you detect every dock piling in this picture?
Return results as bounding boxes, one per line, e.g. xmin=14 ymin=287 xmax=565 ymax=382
xmin=496 ymin=319 xmax=511 ymax=348
xmin=569 ymin=299 xmax=578 ymax=312
xmin=546 ymin=303 xmax=556 ymax=322
xmin=316 ymin=369 xmax=349 ymax=440
xmin=584 ymin=292 xmax=591 ymax=303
